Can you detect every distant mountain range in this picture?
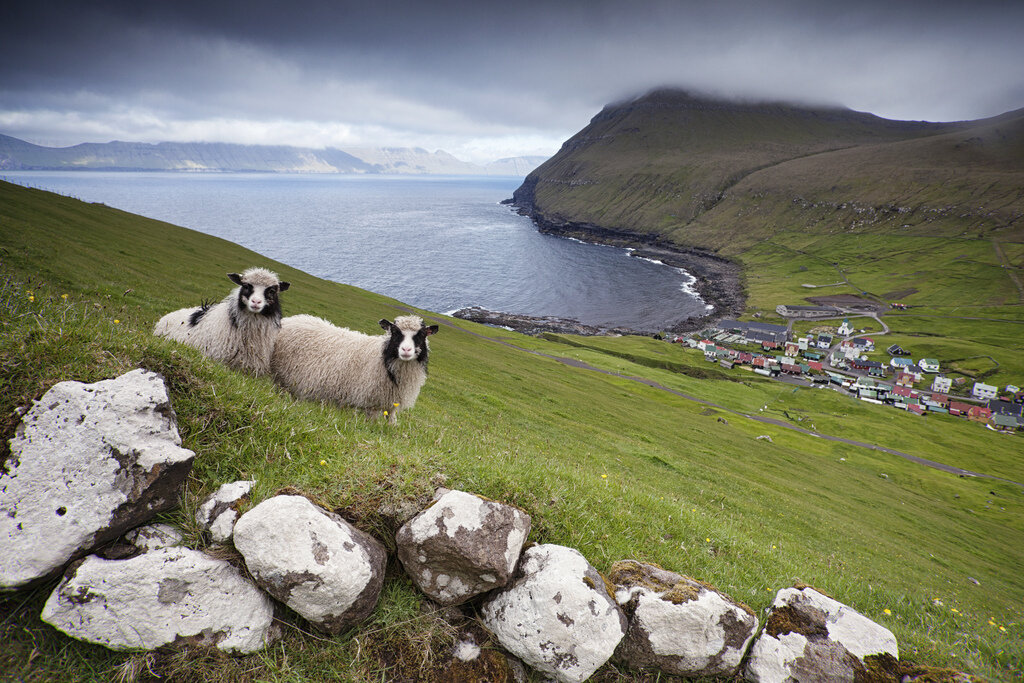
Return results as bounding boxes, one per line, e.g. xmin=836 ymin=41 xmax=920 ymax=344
xmin=511 ymin=89 xmax=1024 ymax=252
xmin=0 ymin=134 xmax=546 ymax=176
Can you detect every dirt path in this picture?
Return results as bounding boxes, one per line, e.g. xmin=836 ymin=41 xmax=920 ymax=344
xmin=410 ymin=308 xmax=1023 ymax=489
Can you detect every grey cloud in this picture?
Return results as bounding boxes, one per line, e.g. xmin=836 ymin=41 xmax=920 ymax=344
xmin=1 ymin=0 xmax=1021 ymax=159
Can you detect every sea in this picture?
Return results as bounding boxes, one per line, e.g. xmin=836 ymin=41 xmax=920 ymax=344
xmin=2 ymin=171 xmax=709 ymax=332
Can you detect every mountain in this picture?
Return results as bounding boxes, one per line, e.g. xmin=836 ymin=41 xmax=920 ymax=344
xmin=0 ymin=135 xmax=542 ymax=176
xmin=511 ymin=89 xmax=1024 ymax=252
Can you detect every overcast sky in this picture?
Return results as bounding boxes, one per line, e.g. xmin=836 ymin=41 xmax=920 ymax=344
xmin=2 ymin=0 xmax=1022 ymax=163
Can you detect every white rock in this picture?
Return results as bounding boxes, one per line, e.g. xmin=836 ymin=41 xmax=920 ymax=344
xmin=1 ymin=369 xmax=195 ymax=591
xmin=233 ymin=495 xmax=386 ymax=634
xmin=396 ymin=489 xmax=531 ymax=605
xmin=610 ymin=560 xmax=758 ymax=677
xmin=745 ymin=585 xmax=899 ymax=682
xmin=125 ymin=523 xmax=182 ymax=552
xmin=196 ymin=480 xmax=256 ymax=543
xmin=481 ymin=544 xmax=626 ymax=683
xmin=40 ymin=547 xmax=276 ymax=653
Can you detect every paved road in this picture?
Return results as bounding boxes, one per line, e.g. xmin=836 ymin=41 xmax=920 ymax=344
xmin=416 ymin=309 xmax=1023 ymax=489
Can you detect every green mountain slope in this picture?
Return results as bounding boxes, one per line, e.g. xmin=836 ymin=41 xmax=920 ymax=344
xmin=1 ymin=180 xmax=1022 ymax=680
xmin=513 ymin=89 xmax=1024 ymax=252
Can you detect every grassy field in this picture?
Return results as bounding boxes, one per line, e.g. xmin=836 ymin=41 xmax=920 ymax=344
xmin=2 ymin=180 xmax=1023 ymax=682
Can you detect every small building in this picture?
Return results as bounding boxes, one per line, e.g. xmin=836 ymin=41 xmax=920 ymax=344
xmin=949 ymin=401 xmax=972 ymax=416
xmin=838 ymin=319 xmax=854 ymax=336
xmin=887 ymin=343 xmax=909 ymax=356
xmin=785 ymin=341 xmax=800 ymax=357
xmin=852 ymin=337 xmax=875 ymax=352
xmin=972 ymin=382 xmax=999 ymax=401
xmin=890 ymin=357 xmax=915 ymax=370
xmin=967 ymin=406 xmax=993 ymax=423
xmin=895 ymin=372 xmax=916 ymax=387
xmin=716 ymin=320 xmax=788 ymax=345
xmin=988 ymin=399 xmax=1024 ymax=419
xmin=990 ymin=413 xmax=1021 ymax=432
xmin=918 ymin=358 xmax=940 ymax=373
xmin=931 ymin=376 xmax=952 ymax=394
xmin=775 ymin=304 xmax=841 ymax=318
xmin=816 ymin=334 xmax=833 ymax=350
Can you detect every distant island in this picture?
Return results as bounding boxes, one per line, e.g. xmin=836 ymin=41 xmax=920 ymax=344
xmin=0 ymin=134 xmax=546 ymax=176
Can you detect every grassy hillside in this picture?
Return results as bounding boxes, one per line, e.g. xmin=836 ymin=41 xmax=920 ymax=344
xmin=1 ymin=180 xmax=1022 ymax=682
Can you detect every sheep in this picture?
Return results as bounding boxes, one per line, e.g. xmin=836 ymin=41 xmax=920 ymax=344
xmin=271 ymin=314 xmax=438 ymax=423
xmin=153 ymin=267 xmax=290 ymax=375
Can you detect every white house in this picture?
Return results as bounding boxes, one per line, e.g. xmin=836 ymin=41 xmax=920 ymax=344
xmin=931 ymin=376 xmax=952 ymax=394
xmin=918 ymin=358 xmax=940 ymax=373
xmin=890 ymin=357 xmax=915 ymax=370
xmin=972 ymin=382 xmax=999 ymax=400
xmin=838 ymin=319 xmax=854 ymax=336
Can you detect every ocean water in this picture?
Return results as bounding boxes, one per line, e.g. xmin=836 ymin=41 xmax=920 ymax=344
xmin=3 ymin=171 xmax=707 ymax=331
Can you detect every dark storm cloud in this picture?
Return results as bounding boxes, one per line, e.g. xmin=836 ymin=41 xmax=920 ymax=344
xmin=1 ymin=0 xmax=1022 ymax=161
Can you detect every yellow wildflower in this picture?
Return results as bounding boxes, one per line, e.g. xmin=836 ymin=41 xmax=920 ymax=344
xmin=61 ymin=293 xmax=68 ymax=299
xmin=383 ymin=410 xmax=389 ymax=417
xmin=999 ymin=626 xmax=1007 ymax=632
xmin=601 ymin=474 xmax=607 ymax=479
xmin=705 ymin=537 xmax=711 ymax=543
xmin=29 ymin=295 xmax=35 ymax=302
xmin=114 ymin=319 xmax=121 ymax=324
xmin=319 ymin=459 xmax=327 ymax=466
xmin=883 ymin=609 xmax=892 ymax=615
xmin=393 ymin=402 xmax=400 ymax=407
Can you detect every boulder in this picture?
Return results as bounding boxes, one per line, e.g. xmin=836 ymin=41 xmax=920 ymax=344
xmin=745 ymin=584 xmax=899 ymax=682
xmin=396 ymin=489 xmax=531 ymax=605
xmin=609 ymin=560 xmax=758 ymax=677
xmin=232 ymin=495 xmax=386 ymax=634
xmin=196 ymin=479 xmax=256 ymax=543
xmin=1 ymin=369 xmax=195 ymax=591
xmin=481 ymin=544 xmax=627 ymax=683
xmin=40 ymin=547 xmax=277 ymax=653
xmin=125 ymin=523 xmax=183 ymax=552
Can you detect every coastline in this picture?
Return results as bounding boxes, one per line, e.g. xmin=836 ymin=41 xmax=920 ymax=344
xmin=465 ymin=200 xmax=746 ymax=337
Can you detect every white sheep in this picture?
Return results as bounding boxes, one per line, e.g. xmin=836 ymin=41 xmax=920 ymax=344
xmin=271 ymin=314 xmax=438 ymax=423
xmin=153 ymin=267 xmax=290 ymax=376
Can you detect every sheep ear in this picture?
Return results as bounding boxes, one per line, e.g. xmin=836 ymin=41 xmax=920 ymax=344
xmin=227 ymin=273 xmax=243 ymax=286
xmin=379 ymin=318 xmax=393 ymax=331
xmin=425 ymin=325 xmax=439 ymax=336
xmin=279 ymin=281 xmax=290 ymax=292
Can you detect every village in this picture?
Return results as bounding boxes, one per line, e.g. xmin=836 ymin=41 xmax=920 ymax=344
xmin=674 ymin=303 xmax=1023 ymax=434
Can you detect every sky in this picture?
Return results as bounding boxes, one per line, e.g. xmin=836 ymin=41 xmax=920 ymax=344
xmin=1 ymin=0 xmax=1022 ymax=164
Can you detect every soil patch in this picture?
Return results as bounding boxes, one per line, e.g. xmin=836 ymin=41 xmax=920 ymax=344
xmin=805 ymin=294 xmax=883 ymax=311
xmin=881 ymin=288 xmax=918 ymax=300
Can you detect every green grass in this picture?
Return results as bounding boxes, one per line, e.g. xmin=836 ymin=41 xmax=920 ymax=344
xmin=2 ymin=180 xmax=1023 ymax=682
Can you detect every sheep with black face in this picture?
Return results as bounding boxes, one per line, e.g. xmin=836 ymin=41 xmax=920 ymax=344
xmin=153 ymin=267 xmax=290 ymax=376
xmin=271 ymin=314 xmax=438 ymax=423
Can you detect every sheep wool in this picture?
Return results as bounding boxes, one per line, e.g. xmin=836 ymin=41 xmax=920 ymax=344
xmin=271 ymin=314 xmax=438 ymax=423
xmin=153 ymin=267 xmax=290 ymax=375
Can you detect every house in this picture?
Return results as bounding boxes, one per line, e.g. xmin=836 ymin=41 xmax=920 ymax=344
xmin=838 ymin=319 xmax=854 ymax=336
xmin=890 ymin=357 xmax=915 ymax=370
xmin=1006 ymin=384 xmax=1021 ymax=395
xmin=972 ymin=382 xmax=999 ymax=401
xmin=785 ymin=341 xmax=800 ymax=357
xmin=988 ymin=399 xmax=1024 ymax=419
xmin=886 ymin=343 xmax=909 ymax=356
xmin=931 ymin=376 xmax=952 ymax=394
xmin=895 ymin=372 xmax=916 ymax=387
xmin=990 ymin=413 xmax=1021 ymax=432
xmin=816 ymin=334 xmax=833 ymax=350
xmin=852 ymin=337 xmax=875 ymax=352
xmin=781 ymin=362 xmax=803 ymax=375
xmin=929 ymin=393 xmax=950 ymax=407
xmin=918 ymin=358 xmax=940 ymax=373
xmin=949 ymin=401 xmax=972 ymax=416
xmin=967 ymin=406 xmax=993 ymax=423
xmin=908 ymin=404 xmax=926 ymax=415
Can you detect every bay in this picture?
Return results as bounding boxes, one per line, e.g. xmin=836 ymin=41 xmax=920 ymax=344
xmin=2 ymin=171 xmax=708 ymax=332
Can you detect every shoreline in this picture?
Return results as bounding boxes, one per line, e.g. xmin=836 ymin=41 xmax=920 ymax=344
xmin=464 ymin=201 xmax=746 ymax=337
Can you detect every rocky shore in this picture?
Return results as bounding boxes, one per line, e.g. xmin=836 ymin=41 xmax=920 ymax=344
xmin=475 ymin=198 xmax=746 ymax=337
